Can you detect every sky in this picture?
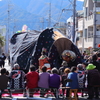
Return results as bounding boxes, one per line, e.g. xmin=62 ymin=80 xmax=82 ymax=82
xmin=0 ymin=0 xmax=84 ymax=32
xmin=77 ymin=0 xmax=84 ymax=1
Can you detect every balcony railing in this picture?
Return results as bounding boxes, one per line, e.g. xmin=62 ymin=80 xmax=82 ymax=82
xmin=88 ymin=38 xmax=93 ymax=42
xmin=96 ymin=31 xmax=100 ymax=37
xmin=79 ymin=37 xmax=93 ymax=42
xmin=87 ymin=14 xmax=93 ymax=20
xmin=93 ymin=0 xmax=100 ymax=3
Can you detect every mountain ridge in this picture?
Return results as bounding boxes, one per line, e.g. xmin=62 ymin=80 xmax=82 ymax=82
xmin=0 ymin=0 xmax=83 ymax=35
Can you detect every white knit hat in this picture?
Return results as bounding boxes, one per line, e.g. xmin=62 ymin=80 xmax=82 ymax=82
xmin=44 ymin=63 xmax=50 ymax=68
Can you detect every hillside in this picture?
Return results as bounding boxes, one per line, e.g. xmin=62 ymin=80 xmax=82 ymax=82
xmin=0 ymin=0 xmax=83 ymax=35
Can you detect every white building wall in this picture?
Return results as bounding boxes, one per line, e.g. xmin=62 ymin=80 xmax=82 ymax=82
xmin=84 ymin=18 xmax=93 ymax=28
xmin=77 ymin=0 xmax=100 ymax=50
xmin=96 ymin=14 xmax=100 ymax=24
xmin=78 ymin=19 xmax=83 ymax=31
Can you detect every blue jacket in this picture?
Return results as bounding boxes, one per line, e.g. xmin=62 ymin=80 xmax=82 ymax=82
xmin=66 ymin=72 xmax=79 ymax=89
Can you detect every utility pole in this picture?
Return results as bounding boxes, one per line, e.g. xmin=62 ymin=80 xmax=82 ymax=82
xmin=48 ymin=2 xmax=51 ymax=28
xmin=13 ymin=19 xmax=16 ymax=34
xmin=93 ymin=0 xmax=97 ymax=49
xmin=5 ymin=0 xmax=13 ymax=55
xmin=5 ymin=0 xmax=10 ymax=55
xmin=62 ymin=0 xmax=76 ymax=42
xmin=72 ymin=0 xmax=76 ymax=42
xmin=82 ymin=9 xmax=85 ymax=53
xmin=40 ymin=18 xmax=44 ymax=30
xmin=8 ymin=2 xmax=10 ymax=38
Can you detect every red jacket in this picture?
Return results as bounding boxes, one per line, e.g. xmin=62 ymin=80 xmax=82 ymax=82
xmin=39 ymin=56 xmax=49 ymax=69
xmin=26 ymin=71 xmax=39 ymax=89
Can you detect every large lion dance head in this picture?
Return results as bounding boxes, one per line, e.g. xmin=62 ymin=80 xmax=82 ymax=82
xmin=62 ymin=50 xmax=76 ymax=63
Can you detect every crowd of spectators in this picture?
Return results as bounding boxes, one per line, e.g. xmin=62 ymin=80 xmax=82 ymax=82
xmin=0 ymin=52 xmax=100 ymax=100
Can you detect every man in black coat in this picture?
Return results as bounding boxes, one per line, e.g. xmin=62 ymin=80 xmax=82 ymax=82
xmin=86 ymin=64 xmax=100 ymax=99
xmin=90 ymin=54 xmax=100 ymax=72
xmin=1 ymin=53 xmax=6 ymax=68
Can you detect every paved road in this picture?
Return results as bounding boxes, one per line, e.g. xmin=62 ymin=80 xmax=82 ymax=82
xmin=4 ymin=59 xmax=12 ymax=73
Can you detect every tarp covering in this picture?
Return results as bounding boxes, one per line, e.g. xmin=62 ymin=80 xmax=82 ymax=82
xmin=9 ymin=28 xmax=82 ymax=72
xmin=9 ymin=30 xmax=40 ymax=72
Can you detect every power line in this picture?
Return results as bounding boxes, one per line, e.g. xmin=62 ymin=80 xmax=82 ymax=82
xmin=57 ymin=0 xmax=64 ymax=22
xmin=57 ymin=0 xmax=73 ymax=23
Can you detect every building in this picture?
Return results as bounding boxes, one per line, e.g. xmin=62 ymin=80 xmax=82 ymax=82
xmin=77 ymin=0 xmax=100 ymax=53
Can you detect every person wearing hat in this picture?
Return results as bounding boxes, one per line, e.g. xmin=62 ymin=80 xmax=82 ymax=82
xmin=86 ymin=63 xmax=100 ymax=99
